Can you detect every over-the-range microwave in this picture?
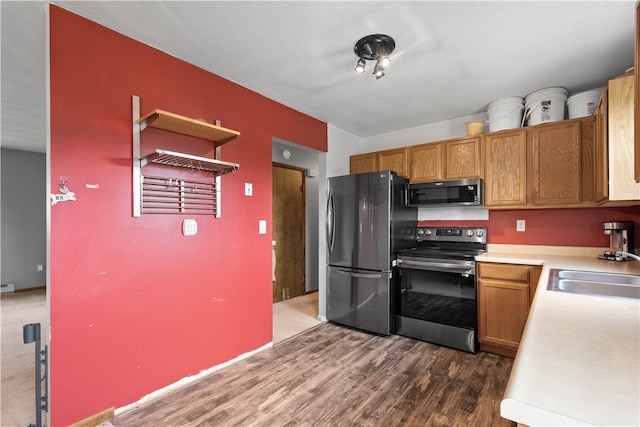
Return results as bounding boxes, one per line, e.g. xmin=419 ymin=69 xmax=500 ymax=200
xmin=405 ymin=178 xmax=483 ymax=207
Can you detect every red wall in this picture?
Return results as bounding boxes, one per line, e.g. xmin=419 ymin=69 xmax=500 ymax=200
xmin=49 ymin=6 xmax=326 ymax=425
xmin=420 ymin=206 xmax=640 ymax=248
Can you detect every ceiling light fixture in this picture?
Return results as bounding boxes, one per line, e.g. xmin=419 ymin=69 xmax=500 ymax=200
xmin=353 ymin=34 xmax=395 ymax=79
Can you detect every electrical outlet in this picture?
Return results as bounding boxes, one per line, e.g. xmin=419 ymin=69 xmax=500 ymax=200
xmin=182 ymin=219 xmax=198 ymax=236
xmin=516 ymin=220 xmax=526 ymax=232
xmin=37 ymin=264 xmax=44 ymax=272
xmin=245 ymin=183 xmax=253 ymax=196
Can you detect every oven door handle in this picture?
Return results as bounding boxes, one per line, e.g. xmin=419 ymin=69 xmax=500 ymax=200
xmin=397 ymin=259 xmax=475 ymax=275
xmin=331 ymin=267 xmax=388 ymax=279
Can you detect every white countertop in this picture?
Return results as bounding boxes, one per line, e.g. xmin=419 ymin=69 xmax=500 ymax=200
xmin=477 ymin=245 xmax=640 ymax=427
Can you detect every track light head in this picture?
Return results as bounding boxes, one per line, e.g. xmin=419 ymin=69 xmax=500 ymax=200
xmin=378 ymin=55 xmax=391 ymax=67
xmin=373 ymin=62 xmax=385 ymax=79
xmin=355 ymin=57 xmax=366 ymax=73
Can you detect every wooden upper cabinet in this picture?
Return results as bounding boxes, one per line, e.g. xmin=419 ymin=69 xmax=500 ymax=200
xmin=635 ymin=3 xmax=640 ymax=182
xmin=579 ymin=116 xmax=597 ymax=205
xmin=595 ymin=87 xmax=609 ymax=201
xmin=607 ymin=75 xmax=640 ymax=201
xmin=410 ymin=142 xmax=443 ymax=182
xmin=444 ymin=136 xmax=482 ymax=179
xmin=377 ymin=147 xmax=409 ymax=178
xmin=350 ymin=152 xmax=377 ymax=175
xmin=409 ymin=136 xmax=481 ymax=183
xmin=483 ymin=129 xmax=527 ymax=207
xmin=529 ymin=120 xmax=582 ymax=205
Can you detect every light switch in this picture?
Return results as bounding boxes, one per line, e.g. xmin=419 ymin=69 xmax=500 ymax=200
xmin=516 ymin=220 xmax=525 ymax=232
xmin=182 ymin=219 xmax=198 ymax=236
xmin=245 ymin=183 xmax=253 ymax=196
xmin=259 ymin=220 xmax=267 ymax=234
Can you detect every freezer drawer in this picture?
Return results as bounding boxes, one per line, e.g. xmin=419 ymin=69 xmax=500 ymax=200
xmin=327 ymin=266 xmax=393 ymax=335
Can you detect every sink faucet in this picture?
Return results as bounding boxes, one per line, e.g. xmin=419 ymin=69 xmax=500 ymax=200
xmin=615 ymin=252 xmax=640 ymax=262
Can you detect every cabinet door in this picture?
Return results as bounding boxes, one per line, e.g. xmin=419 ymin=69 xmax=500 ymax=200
xmin=409 ymin=142 xmax=443 ymax=182
xmin=530 ymin=120 xmax=582 ymax=205
xmin=579 ymin=116 xmax=597 ymax=205
xmin=608 ymin=75 xmax=640 ymax=200
xmin=595 ymin=88 xmax=609 ymax=201
xmin=483 ymin=129 xmax=527 ymax=207
xmin=377 ymin=147 xmax=409 ymax=178
xmin=477 ymin=278 xmax=530 ymax=353
xmin=444 ymin=137 xmax=482 ymax=179
xmin=350 ymin=153 xmax=377 ymax=175
xmin=635 ymin=3 xmax=640 ymax=182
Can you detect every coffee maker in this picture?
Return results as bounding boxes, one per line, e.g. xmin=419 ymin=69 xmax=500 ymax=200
xmin=598 ymin=221 xmax=635 ymax=261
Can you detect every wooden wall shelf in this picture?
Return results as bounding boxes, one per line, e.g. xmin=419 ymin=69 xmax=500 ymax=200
xmin=137 ymin=109 xmax=240 ymax=147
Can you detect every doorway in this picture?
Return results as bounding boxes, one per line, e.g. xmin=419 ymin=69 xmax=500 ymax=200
xmin=272 ymin=163 xmax=306 ymax=303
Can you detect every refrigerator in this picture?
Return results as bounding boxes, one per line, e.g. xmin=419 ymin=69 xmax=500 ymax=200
xmin=326 ymin=170 xmax=417 ymax=335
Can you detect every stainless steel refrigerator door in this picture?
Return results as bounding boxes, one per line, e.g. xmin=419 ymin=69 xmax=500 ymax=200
xmin=326 ymin=266 xmax=392 ymax=335
xmin=327 ymin=172 xmax=392 ymax=271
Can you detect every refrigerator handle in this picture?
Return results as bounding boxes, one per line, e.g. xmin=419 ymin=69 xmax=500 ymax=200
xmin=327 ymin=187 xmax=335 ymax=254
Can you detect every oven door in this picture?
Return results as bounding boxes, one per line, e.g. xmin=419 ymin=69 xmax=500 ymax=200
xmin=395 ymin=258 xmax=477 ymax=353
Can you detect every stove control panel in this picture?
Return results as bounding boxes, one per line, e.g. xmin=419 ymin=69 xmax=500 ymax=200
xmin=416 ymin=226 xmax=487 ymax=243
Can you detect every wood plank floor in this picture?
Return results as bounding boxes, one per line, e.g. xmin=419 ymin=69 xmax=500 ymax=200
xmin=116 ymin=323 xmax=515 ymax=427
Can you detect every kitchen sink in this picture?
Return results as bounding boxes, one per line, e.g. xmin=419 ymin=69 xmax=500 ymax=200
xmin=548 ymin=269 xmax=640 ymax=300
xmin=556 ymin=269 xmax=640 ymax=285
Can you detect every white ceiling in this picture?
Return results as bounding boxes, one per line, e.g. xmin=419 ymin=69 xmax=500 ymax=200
xmin=1 ymin=1 xmax=636 ymax=153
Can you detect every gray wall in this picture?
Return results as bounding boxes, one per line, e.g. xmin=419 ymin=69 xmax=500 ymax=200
xmin=272 ymin=138 xmax=322 ymax=292
xmin=1 ymin=148 xmax=46 ymax=290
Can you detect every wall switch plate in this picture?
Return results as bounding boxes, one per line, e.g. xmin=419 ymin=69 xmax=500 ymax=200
xmin=259 ymin=220 xmax=267 ymax=234
xmin=182 ymin=219 xmax=198 ymax=236
xmin=37 ymin=264 xmax=44 ymax=272
xmin=516 ymin=219 xmax=526 ymax=232
xmin=245 ymin=183 xmax=253 ymax=196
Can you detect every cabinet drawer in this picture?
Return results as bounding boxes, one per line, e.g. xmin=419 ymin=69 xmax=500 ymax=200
xmin=478 ymin=263 xmax=531 ymax=282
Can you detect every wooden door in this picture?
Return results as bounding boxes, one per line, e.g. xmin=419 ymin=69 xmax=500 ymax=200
xmin=635 ymin=2 xmax=640 ymax=182
xmin=483 ymin=129 xmax=527 ymax=207
xmin=272 ymin=164 xmax=305 ymax=303
xmin=530 ymin=120 xmax=582 ymax=205
xmin=595 ymin=87 xmax=609 ymax=201
xmin=477 ymin=278 xmax=530 ymax=355
xmin=444 ymin=137 xmax=482 ymax=179
xmin=409 ymin=142 xmax=443 ymax=182
xmin=377 ymin=147 xmax=409 ymax=177
xmin=350 ymin=153 xmax=377 ymax=174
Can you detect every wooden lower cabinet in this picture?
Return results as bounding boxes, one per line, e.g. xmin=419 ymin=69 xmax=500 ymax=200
xmin=477 ymin=262 xmax=542 ymax=358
